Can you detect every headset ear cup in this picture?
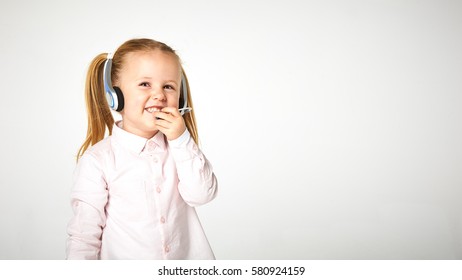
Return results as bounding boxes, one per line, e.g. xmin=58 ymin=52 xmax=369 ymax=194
xmin=180 ymin=74 xmax=188 ymax=109
xmin=179 ymin=90 xmax=185 ymax=109
xmin=113 ymin=86 xmax=124 ymax=112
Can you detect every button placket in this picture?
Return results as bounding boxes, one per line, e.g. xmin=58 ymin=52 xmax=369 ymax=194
xmin=154 ymin=190 xmax=168 ymax=258
xmin=145 ymin=142 xmax=171 ymax=257
xmin=145 ymin=181 xmax=161 ymax=227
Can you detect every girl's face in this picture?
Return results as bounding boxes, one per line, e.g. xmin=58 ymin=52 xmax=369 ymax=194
xmin=116 ymin=50 xmax=181 ymax=138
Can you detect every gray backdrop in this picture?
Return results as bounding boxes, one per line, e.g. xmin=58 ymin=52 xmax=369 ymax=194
xmin=0 ymin=0 xmax=461 ymax=259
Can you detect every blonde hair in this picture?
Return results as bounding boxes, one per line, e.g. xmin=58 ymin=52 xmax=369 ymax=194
xmin=77 ymin=38 xmax=199 ymax=160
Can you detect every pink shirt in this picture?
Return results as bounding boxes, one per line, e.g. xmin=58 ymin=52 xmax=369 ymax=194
xmin=66 ymin=122 xmax=218 ymax=259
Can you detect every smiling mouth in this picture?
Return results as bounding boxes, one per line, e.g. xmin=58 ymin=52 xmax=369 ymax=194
xmin=145 ymin=106 xmax=163 ymax=113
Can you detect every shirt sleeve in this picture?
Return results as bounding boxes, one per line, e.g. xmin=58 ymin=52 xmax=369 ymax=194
xmin=66 ymin=153 xmax=108 ymax=260
xmin=168 ymin=129 xmax=218 ymax=207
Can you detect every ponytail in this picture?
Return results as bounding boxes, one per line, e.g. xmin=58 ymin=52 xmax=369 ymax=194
xmin=76 ymin=53 xmax=114 ymax=161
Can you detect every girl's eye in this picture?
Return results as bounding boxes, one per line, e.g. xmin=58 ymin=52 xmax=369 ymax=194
xmin=139 ymin=82 xmax=150 ymax=87
xmin=164 ymin=85 xmax=175 ymax=90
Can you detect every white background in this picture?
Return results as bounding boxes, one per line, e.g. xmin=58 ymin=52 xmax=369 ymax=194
xmin=0 ymin=0 xmax=461 ymax=259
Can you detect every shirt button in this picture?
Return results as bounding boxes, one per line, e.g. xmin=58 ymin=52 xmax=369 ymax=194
xmin=152 ymin=157 xmax=158 ymax=163
xmin=165 ymin=246 xmax=170 ymax=253
xmin=160 ymin=217 xmax=166 ymax=223
xmin=156 ymin=187 xmax=161 ymax=193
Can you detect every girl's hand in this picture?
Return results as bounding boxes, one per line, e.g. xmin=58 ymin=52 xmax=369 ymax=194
xmin=153 ymin=107 xmax=186 ymax=141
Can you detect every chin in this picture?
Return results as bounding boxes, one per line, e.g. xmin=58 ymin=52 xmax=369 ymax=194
xmin=143 ymin=123 xmax=158 ymax=132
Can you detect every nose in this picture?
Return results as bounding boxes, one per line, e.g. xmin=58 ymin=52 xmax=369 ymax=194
xmin=150 ymin=87 xmax=166 ymax=101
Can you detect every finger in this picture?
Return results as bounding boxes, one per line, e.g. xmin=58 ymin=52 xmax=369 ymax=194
xmin=154 ymin=118 xmax=172 ymax=130
xmin=161 ymin=107 xmax=181 ymax=117
xmin=153 ymin=111 xmax=174 ymax=122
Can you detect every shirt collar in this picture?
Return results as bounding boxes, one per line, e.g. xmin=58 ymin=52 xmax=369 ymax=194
xmin=112 ymin=121 xmax=167 ymax=154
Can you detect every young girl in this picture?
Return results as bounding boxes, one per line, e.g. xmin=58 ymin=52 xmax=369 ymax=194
xmin=66 ymin=38 xmax=218 ymax=260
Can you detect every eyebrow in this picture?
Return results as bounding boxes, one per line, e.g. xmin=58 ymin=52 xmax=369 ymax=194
xmin=136 ymin=77 xmax=178 ymax=84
